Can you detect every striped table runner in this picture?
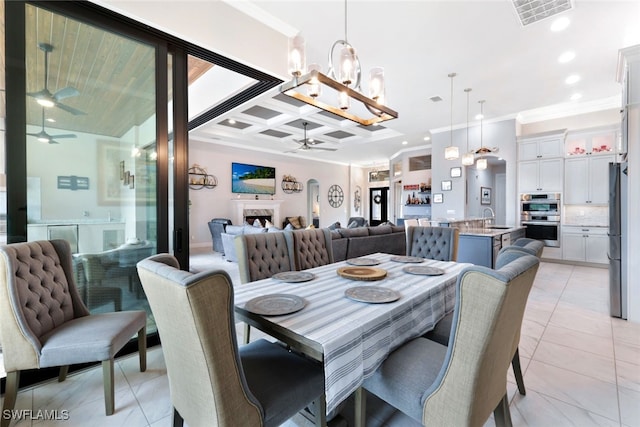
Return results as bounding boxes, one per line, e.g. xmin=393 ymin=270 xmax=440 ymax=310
xmin=234 ymin=252 xmax=470 ymax=415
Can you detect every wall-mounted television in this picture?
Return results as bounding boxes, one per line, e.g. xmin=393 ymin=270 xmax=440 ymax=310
xmin=231 ymin=162 xmax=276 ymax=195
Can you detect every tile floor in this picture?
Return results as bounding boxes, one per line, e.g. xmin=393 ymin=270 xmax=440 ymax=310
xmin=1 ymin=250 xmax=638 ymax=426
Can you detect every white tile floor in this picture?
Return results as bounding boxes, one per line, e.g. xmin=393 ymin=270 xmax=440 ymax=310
xmin=1 ymin=251 xmax=639 ymax=426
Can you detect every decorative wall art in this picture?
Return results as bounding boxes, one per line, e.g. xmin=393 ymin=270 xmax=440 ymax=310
xmin=57 ymin=175 xmax=89 ymax=191
xmin=433 ymin=193 xmax=443 ymax=204
xmin=481 ymin=187 xmax=492 ymax=205
xmin=441 ymin=180 xmax=452 ymax=191
xmin=328 ymin=184 xmax=344 ymax=208
xmin=450 ymin=167 xmax=462 ymax=178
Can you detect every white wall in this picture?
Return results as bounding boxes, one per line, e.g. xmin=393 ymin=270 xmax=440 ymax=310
xmin=431 ymin=119 xmax=518 ymax=224
xmin=188 ymin=140 xmax=361 ymax=248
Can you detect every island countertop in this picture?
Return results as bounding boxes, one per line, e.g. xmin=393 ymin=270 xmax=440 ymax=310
xmin=459 ymin=226 xmax=526 ymax=237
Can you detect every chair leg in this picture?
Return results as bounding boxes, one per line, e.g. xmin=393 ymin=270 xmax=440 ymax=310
xmin=138 ymin=326 xmax=147 ymax=372
xmin=493 ymin=392 xmax=513 ymax=427
xmin=354 ymin=387 xmax=366 ymax=427
xmin=1 ymin=371 xmax=20 ymax=427
xmin=243 ymin=323 xmax=251 ymax=344
xmin=58 ymin=365 xmax=69 ymax=382
xmin=102 ymin=359 xmax=115 ymax=415
xmin=511 ymin=347 xmax=526 ymax=395
xmin=172 ymin=408 xmax=184 ymax=427
xmin=314 ymin=393 xmax=327 ymax=427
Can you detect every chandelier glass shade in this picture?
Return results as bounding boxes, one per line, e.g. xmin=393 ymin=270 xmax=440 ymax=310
xmin=445 ymin=72 xmax=459 ymax=160
xmin=282 ymin=1 xmax=398 ymax=126
xmin=476 ymin=100 xmax=488 ymax=170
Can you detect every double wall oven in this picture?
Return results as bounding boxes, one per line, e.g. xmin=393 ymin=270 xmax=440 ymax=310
xmin=521 ymin=193 xmax=561 ymax=247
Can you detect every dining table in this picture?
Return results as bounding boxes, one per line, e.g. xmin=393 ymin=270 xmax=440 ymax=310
xmin=233 ymin=252 xmax=471 ymax=423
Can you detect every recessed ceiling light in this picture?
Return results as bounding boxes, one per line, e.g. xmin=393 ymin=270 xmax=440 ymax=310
xmin=565 ymin=74 xmax=581 ymax=85
xmin=402 ymin=141 xmax=408 ymax=145
xmin=550 ymin=16 xmax=570 ymax=32
xmin=46 ymin=118 xmax=55 ymax=123
xmin=558 ymin=51 xmax=576 ymax=63
xmin=423 ymin=136 xmax=431 ymax=141
xmin=570 ymin=93 xmax=582 ymax=101
xmin=228 ymin=118 xmax=236 ymax=124
xmin=475 ymin=113 xmax=484 ymax=120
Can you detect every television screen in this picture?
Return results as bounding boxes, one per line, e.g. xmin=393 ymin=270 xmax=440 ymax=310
xmin=231 ymin=162 xmax=276 ymax=195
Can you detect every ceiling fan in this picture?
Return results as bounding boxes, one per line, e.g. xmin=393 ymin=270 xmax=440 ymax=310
xmin=287 ymin=122 xmax=337 ymax=153
xmin=27 ymin=109 xmax=77 ymax=144
xmin=27 ymin=42 xmax=86 ymax=116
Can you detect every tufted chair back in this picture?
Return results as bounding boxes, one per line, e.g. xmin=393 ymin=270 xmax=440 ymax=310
xmin=285 ymin=228 xmax=334 ymax=271
xmin=235 ymin=232 xmax=294 ymax=284
xmin=508 ymin=237 xmax=544 ymax=258
xmin=0 ymin=240 xmax=89 ymax=366
xmin=406 ymin=226 xmax=459 ymax=261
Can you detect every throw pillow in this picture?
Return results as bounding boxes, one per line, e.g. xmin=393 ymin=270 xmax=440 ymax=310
xmin=347 ymin=221 xmax=359 ymax=228
xmin=253 ymin=219 xmax=263 ymax=227
xmin=306 ymin=224 xmax=315 ymax=229
xmin=284 ymin=223 xmax=294 ymax=230
xmin=327 ymin=221 xmax=341 ymax=230
xmin=265 ymin=219 xmax=274 ymax=228
xmin=288 ymin=216 xmax=301 ymax=228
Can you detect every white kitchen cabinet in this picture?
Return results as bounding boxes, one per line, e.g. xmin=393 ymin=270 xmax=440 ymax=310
xmin=562 ymin=226 xmax=608 ymax=264
xmin=565 ymin=127 xmax=617 ymax=157
xmin=565 ymin=155 xmax=615 ymax=205
xmin=519 ymin=134 xmax=565 ymax=161
xmin=518 ymin=158 xmax=563 ymax=193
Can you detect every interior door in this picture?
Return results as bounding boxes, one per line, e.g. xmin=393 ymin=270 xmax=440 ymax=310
xmin=369 ymin=187 xmax=389 ymax=226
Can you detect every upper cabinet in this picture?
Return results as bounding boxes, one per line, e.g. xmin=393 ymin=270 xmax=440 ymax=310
xmin=518 ymin=131 xmax=566 ymax=193
xmin=565 ymin=127 xmax=617 ymax=157
xmin=565 ymin=154 xmax=615 ymax=204
xmin=519 ymin=133 xmax=565 ymax=161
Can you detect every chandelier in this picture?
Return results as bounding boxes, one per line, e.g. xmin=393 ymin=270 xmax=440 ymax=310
xmin=444 ymin=73 xmax=459 ymax=160
xmin=281 ymin=0 xmax=398 ymax=126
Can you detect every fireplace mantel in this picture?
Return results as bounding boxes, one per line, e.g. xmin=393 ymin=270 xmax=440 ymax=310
xmin=230 ymin=199 xmax=284 ymax=226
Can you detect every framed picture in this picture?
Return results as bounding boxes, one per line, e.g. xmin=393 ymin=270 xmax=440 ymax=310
xmin=129 ymin=174 xmax=135 ymax=189
xmin=119 ymin=161 xmax=125 ymax=180
xmin=124 ymin=171 xmax=130 ymax=186
xmin=481 ymin=187 xmax=491 ymax=205
xmin=450 ymin=167 xmax=462 ymax=178
xmin=441 ymin=180 xmax=452 ymax=191
xmin=433 ymin=193 xmax=443 ymax=204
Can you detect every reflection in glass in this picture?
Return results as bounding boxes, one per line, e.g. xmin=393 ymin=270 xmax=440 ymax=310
xmin=24 ymin=5 xmax=157 ymax=330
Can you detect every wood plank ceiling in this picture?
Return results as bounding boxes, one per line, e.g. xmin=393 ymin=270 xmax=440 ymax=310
xmin=20 ymin=4 xmax=211 ymax=138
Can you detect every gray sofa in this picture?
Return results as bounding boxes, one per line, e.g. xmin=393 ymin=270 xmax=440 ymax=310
xmin=221 ymin=224 xmax=278 ymax=262
xmin=330 ymin=225 xmax=406 ymax=262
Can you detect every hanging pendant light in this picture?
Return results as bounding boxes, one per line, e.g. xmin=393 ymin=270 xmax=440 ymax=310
xmin=476 ymin=100 xmax=488 ymax=170
xmin=444 ymin=72 xmax=459 ymax=160
xmin=282 ymin=0 xmax=398 ymax=126
xmin=461 ymin=87 xmax=475 ymax=166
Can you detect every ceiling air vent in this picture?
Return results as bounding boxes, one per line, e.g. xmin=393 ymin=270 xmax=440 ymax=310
xmin=429 ymin=96 xmax=443 ymax=103
xmin=512 ymin=0 xmax=573 ymax=26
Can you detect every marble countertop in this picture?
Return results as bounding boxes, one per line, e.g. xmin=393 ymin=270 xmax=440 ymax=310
xmin=459 ymin=226 xmax=526 ymax=237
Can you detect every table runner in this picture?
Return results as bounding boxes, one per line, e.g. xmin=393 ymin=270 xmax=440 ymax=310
xmin=233 ymin=253 xmax=469 ymax=415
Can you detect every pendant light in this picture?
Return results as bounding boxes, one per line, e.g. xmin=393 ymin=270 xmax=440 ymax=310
xmin=461 ymin=88 xmax=475 ymax=166
xmin=476 ymin=100 xmax=488 ymax=170
xmin=444 ymin=72 xmax=459 ymax=160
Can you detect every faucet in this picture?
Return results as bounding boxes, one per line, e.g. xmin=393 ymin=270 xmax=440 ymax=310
xmin=482 ymin=207 xmax=495 ymax=226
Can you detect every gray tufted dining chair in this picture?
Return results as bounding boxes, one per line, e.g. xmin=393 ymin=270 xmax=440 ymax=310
xmin=285 ymin=228 xmax=334 ymax=271
xmin=0 ymin=240 xmax=147 ymax=427
xmin=235 ymin=231 xmax=295 ymax=343
xmin=361 ymin=254 xmax=540 ymax=427
xmin=137 ymin=254 xmax=325 ymax=427
xmin=503 ymin=237 xmax=544 ymax=258
xmin=406 ymin=226 xmax=459 ymax=261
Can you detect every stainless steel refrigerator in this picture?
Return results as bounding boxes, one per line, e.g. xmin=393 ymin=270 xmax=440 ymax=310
xmin=609 ymin=162 xmax=628 ymax=319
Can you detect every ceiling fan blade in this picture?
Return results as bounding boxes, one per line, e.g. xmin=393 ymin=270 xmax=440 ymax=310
xmin=47 ymin=139 xmax=61 ymax=145
xmin=55 ymin=102 xmax=86 ymax=116
xmin=49 ymin=133 xmax=77 ymax=139
xmin=27 ymin=89 xmax=51 ymax=99
xmin=53 ymin=87 xmax=80 ymax=101
xmin=309 ymin=146 xmax=337 ymax=151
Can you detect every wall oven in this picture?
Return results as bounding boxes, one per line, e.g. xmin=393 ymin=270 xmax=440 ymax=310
xmin=520 ymin=193 xmax=561 ymax=247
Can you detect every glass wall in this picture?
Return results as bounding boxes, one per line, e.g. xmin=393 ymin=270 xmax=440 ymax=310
xmin=23 ymin=4 xmax=158 ymax=323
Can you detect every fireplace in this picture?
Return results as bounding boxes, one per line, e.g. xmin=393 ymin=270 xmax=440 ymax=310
xmin=231 ymin=199 xmax=284 ymax=228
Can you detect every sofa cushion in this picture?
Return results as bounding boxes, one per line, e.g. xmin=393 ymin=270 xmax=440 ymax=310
xmin=368 ymin=225 xmax=392 ymax=235
xmin=391 ymin=225 xmax=405 ymax=233
xmin=338 ymin=227 xmax=369 ymax=238
xmin=327 ymin=221 xmax=341 ymax=230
